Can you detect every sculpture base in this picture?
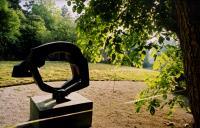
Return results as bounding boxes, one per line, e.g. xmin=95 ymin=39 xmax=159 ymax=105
xmin=30 ymin=92 xmax=93 ymax=128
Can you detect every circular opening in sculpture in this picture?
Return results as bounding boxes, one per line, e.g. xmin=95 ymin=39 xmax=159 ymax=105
xmin=38 ymin=52 xmax=73 ymax=88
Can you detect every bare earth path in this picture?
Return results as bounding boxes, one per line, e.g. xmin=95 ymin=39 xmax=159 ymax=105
xmin=0 ymin=81 xmax=192 ymax=128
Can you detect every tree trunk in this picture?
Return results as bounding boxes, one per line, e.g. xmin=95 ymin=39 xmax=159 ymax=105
xmin=174 ymin=1 xmax=200 ymax=127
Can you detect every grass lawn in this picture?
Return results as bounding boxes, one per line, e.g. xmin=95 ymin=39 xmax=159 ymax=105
xmin=0 ymin=61 xmax=159 ymax=87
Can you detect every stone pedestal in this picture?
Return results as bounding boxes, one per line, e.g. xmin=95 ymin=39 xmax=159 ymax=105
xmin=30 ymin=92 xmax=93 ymax=128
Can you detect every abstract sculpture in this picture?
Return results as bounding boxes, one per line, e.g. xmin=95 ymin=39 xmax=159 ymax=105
xmin=12 ymin=41 xmax=89 ymax=103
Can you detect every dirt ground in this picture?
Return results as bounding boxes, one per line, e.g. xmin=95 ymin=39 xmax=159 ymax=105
xmin=0 ymin=81 xmax=193 ymax=128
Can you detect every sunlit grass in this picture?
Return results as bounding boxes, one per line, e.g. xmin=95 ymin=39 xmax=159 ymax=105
xmin=0 ymin=61 xmax=159 ymax=87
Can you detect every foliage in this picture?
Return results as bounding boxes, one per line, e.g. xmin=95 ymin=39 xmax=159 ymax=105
xmin=14 ymin=13 xmax=51 ymax=59
xmin=31 ymin=0 xmax=77 ymax=42
xmin=67 ymin=0 xmax=176 ymax=65
xmin=66 ymin=0 xmax=190 ymax=116
xmin=0 ymin=0 xmax=20 ymax=59
xmin=135 ymin=44 xmax=189 ymax=115
xmin=0 ymin=0 xmax=77 ymax=60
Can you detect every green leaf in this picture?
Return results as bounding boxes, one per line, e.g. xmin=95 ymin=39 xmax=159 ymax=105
xmin=162 ymin=94 xmax=167 ymax=100
xmin=165 ymin=36 xmax=170 ymax=41
xmin=67 ymin=1 xmax=71 ymax=6
xmin=72 ymin=5 xmax=77 ymax=12
xmin=115 ymin=44 xmax=122 ymax=53
xmin=142 ymin=50 xmax=146 ymax=55
xmin=151 ymin=99 xmax=160 ymax=107
xmin=158 ymin=36 xmax=165 ymax=44
xmin=112 ymin=54 xmax=116 ymax=60
xmin=89 ymin=40 xmax=92 ymax=45
xmin=77 ymin=6 xmax=82 ymax=14
xmin=113 ymin=36 xmax=122 ymax=43
xmin=136 ymin=106 xmax=141 ymax=113
xmin=150 ymin=106 xmax=155 ymax=115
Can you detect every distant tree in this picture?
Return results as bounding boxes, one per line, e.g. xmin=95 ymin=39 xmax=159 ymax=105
xmin=31 ymin=1 xmax=77 ymax=42
xmin=0 ymin=0 xmax=77 ymax=59
xmin=15 ymin=13 xmax=51 ymax=59
xmin=0 ymin=0 xmax=20 ymax=59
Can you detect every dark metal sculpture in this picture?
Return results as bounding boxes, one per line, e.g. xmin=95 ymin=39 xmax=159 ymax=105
xmin=12 ymin=41 xmax=89 ymax=103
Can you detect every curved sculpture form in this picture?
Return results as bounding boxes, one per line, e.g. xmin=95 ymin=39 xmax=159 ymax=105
xmin=12 ymin=41 xmax=89 ymax=103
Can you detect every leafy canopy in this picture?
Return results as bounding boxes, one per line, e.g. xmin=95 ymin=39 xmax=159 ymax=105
xmin=68 ymin=0 xmax=187 ymax=115
xmin=68 ymin=0 xmax=177 ymax=66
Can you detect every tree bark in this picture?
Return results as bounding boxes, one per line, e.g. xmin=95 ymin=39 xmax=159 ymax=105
xmin=174 ymin=0 xmax=200 ymax=127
